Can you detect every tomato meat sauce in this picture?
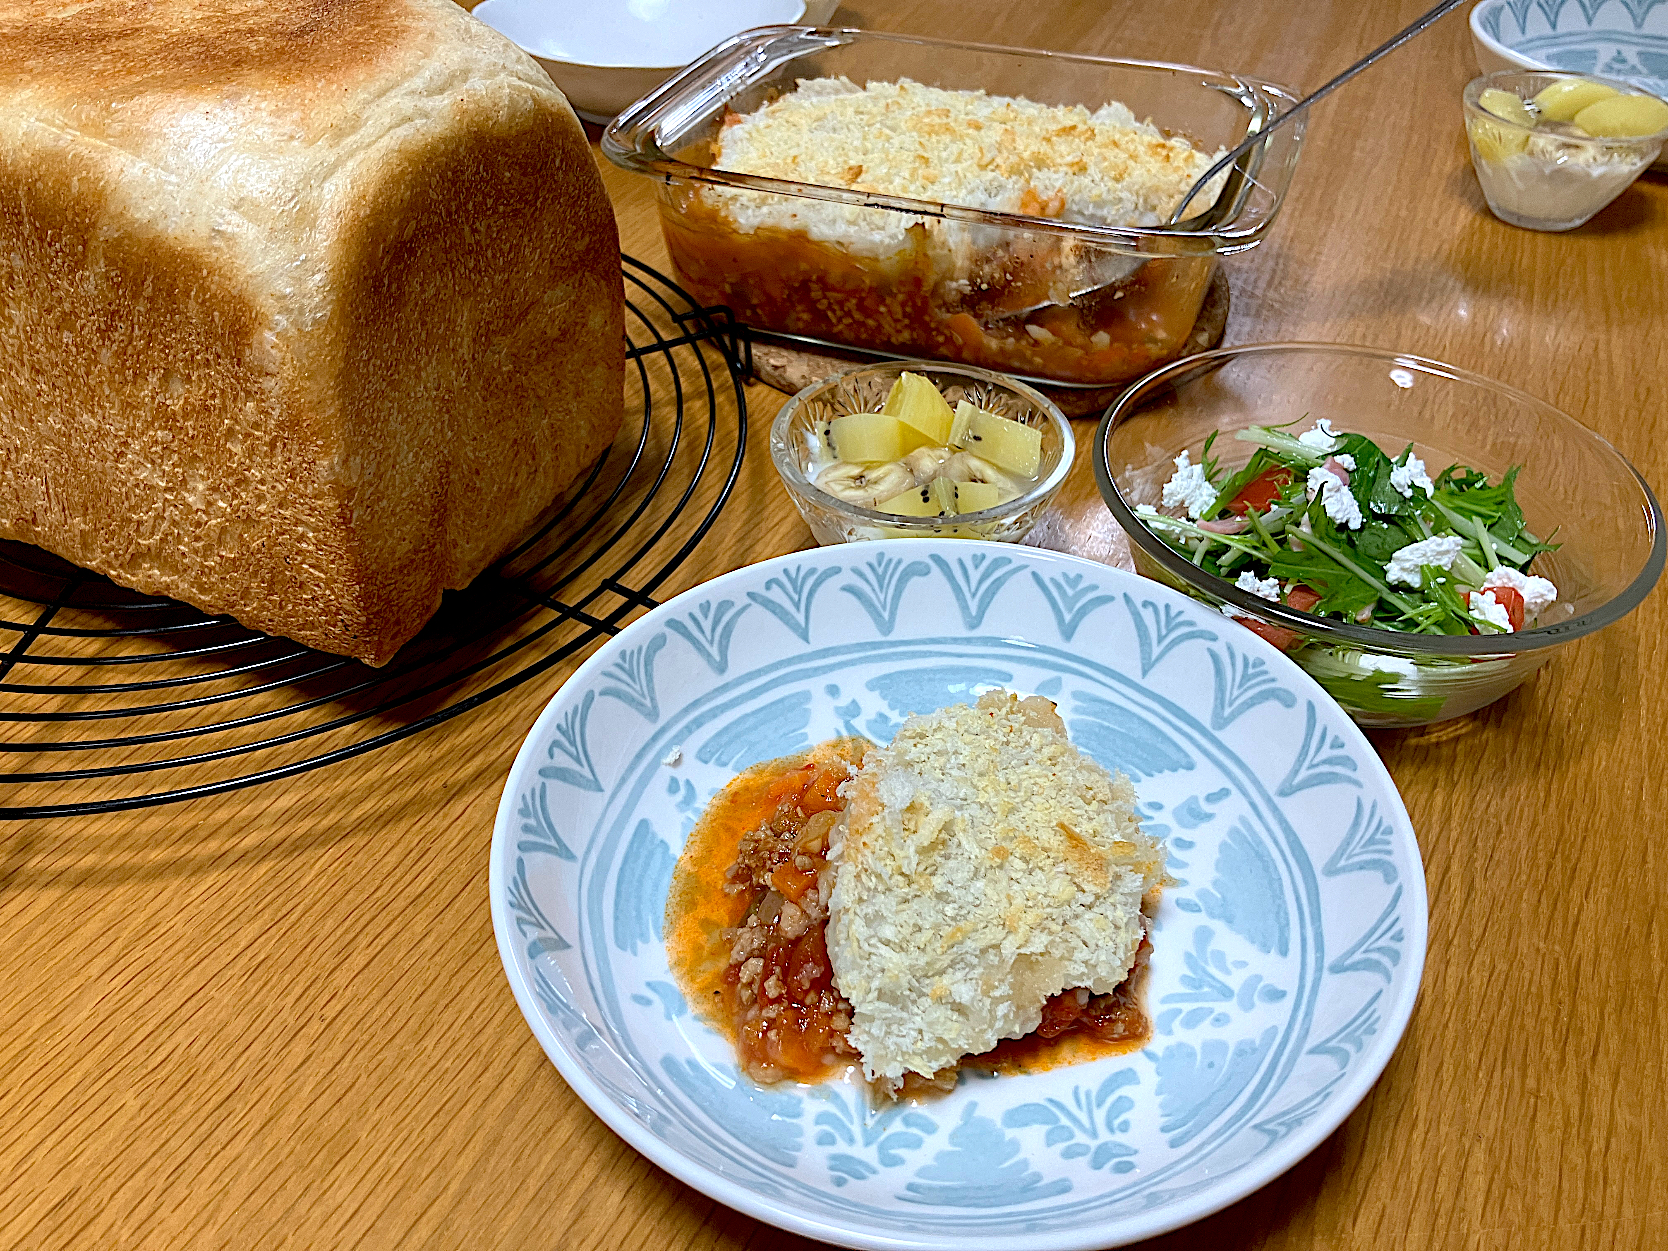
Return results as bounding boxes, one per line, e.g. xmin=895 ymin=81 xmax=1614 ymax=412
xmin=664 ymin=741 xmax=865 ymax=1084
xmin=657 ymin=191 xmax=1215 ymax=388
xmin=664 ymin=742 xmax=1154 ymax=1089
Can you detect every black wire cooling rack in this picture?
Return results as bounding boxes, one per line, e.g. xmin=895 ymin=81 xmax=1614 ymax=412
xmin=0 ymin=256 xmax=749 ymax=819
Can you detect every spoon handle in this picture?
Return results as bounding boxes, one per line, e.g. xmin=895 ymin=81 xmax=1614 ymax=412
xmin=1171 ymin=0 xmax=1470 ymax=226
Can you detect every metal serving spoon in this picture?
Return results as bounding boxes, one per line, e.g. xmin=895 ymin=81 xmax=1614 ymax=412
xmin=1170 ymin=0 xmax=1470 ymax=229
xmin=997 ymin=0 xmax=1469 ymax=319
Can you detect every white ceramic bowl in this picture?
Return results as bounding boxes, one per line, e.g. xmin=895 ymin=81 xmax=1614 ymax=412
xmin=473 ymin=0 xmax=840 ymax=123
xmin=1471 ymin=0 xmax=1668 ymax=166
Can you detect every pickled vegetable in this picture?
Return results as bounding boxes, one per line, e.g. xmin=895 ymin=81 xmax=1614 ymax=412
xmin=1531 ymin=77 xmax=1617 ymax=122
xmin=1572 ymin=93 xmax=1668 ymax=138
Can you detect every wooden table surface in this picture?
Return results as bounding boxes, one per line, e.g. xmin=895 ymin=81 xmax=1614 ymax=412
xmin=5 ymin=1 xmax=1666 ymax=1248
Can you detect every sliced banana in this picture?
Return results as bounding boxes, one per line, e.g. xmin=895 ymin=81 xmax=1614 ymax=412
xmin=901 ymin=445 xmax=954 ymax=485
xmin=813 ymin=459 xmax=916 ymax=509
xmin=941 ymin=451 xmax=1023 ymax=493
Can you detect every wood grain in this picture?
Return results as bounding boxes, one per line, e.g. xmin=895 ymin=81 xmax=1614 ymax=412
xmin=4 ymin=1 xmax=1666 ymax=1248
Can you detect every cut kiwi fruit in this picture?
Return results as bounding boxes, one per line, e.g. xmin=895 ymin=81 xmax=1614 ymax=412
xmin=878 ymin=477 xmax=956 ymax=517
xmin=881 ymin=371 xmax=955 ymax=445
xmin=1531 ymin=77 xmax=1617 ymax=122
xmin=952 ymin=480 xmax=1016 ymax=513
xmin=949 ymin=401 xmax=1043 ymax=478
xmin=1573 ymin=93 xmax=1668 ymax=137
xmin=826 ymin=412 xmax=931 ymax=464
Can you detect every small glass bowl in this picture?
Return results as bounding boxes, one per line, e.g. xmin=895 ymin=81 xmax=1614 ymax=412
xmin=1094 ymin=343 xmax=1665 ymax=728
xmin=771 ymin=361 xmax=1074 ymax=545
xmin=1463 ymin=70 xmax=1668 ymax=231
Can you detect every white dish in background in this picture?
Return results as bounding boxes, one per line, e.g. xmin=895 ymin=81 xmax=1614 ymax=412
xmin=1471 ymin=0 xmax=1668 ymax=167
xmin=490 ymin=540 xmax=1428 ymax=1250
xmin=472 ymin=0 xmax=839 ymax=123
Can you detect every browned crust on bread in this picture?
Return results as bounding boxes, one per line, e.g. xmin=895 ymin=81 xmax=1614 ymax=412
xmin=0 ymin=138 xmax=356 ymax=642
xmin=0 ymin=0 xmax=623 ymax=664
xmin=0 ymin=0 xmax=414 ymax=97
xmin=328 ymin=99 xmax=624 ymax=660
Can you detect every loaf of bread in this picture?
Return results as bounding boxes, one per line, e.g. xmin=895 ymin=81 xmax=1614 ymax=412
xmin=828 ymin=690 xmax=1165 ymax=1087
xmin=0 ymin=0 xmax=623 ymax=665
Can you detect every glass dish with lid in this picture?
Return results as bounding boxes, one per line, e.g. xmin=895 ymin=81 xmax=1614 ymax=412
xmin=603 ymin=27 xmax=1305 ymax=391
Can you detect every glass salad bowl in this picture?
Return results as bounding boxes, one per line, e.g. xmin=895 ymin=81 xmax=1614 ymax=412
xmin=1094 ymin=343 xmax=1664 ymax=727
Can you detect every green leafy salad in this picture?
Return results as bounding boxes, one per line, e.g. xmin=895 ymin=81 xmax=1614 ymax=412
xmin=1138 ymin=419 xmax=1560 ymax=639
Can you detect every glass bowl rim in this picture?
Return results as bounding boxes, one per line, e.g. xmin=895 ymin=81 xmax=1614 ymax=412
xmin=771 ymin=359 xmax=1076 ymax=530
xmin=1463 ymin=70 xmax=1668 ymax=145
xmin=1093 ymin=341 xmax=1666 ymax=656
xmin=602 ymin=25 xmax=1305 ymax=253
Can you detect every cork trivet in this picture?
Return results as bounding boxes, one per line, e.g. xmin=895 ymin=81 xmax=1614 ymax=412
xmin=747 ymin=267 xmax=1229 ymax=419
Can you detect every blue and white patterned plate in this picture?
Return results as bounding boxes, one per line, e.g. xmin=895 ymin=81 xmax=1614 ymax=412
xmin=489 ymin=541 xmax=1426 ymax=1250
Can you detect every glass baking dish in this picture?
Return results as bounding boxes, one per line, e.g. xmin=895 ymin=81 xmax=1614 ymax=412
xmin=604 ymin=27 xmax=1304 ymax=388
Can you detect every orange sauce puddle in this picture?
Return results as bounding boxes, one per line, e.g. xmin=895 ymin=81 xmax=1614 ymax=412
xmin=663 ymin=740 xmax=1152 ymax=1090
xmin=663 ymin=741 xmax=867 ymax=1042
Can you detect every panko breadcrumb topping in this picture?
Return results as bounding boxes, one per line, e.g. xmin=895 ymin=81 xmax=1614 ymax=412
xmin=711 ymin=77 xmax=1221 ymax=252
xmin=826 ymin=690 xmax=1165 ymax=1088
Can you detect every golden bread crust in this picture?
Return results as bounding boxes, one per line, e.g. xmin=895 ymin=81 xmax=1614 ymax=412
xmin=0 ymin=0 xmax=623 ymax=663
xmin=1 ymin=0 xmax=415 ymax=99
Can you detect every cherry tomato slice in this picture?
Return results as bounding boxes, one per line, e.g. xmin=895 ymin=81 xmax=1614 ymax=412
xmin=1227 ymin=467 xmax=1293 ymax=516
xmin=1285 ymin=584 xmax=1323 ymax=613
xmin=1238 ymin=617 xmax=1304 ymax=652
xmin=1489 ymin=585 xmax=1526 ymax=631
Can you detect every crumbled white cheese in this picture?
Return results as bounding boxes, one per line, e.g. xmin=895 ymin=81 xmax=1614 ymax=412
xmin=1385 ymin=535 xmax=1466 ymax=587
xmin=1161 ymin=450 xmax=1217 ymax=520
xmin=1468 ymin=590 xmax=1514 ymax=633
xmin=661 ymin=746 xmax=683 ymax=767
xmin=1359 ymin=652 xmax=1420 ymax=679
xmin=1298 ymin=419 xmax=1340 ymax=452
xmin=1135 ymin=503 xmax=1159 ymax=516
xmin=1482 ymin=567 xmax=1559 ymax=622
xmin=1234 ymin=572 xmax=1282 ymax=601
xmin=1389 ymin=453 xmax=1434 ymax=500
xmin=1306 ymin=466 xmax=1362 ymax=530
xmin=1333 ymin=453 xmax=1357 ymax=472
